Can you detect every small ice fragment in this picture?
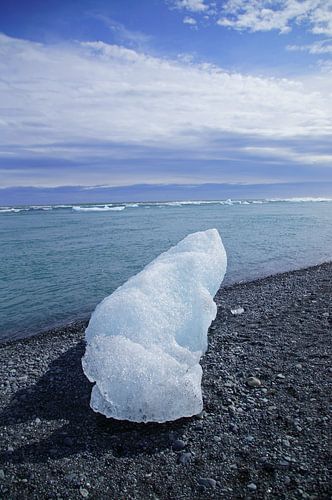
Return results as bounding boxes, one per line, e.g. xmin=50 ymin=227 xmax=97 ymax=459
xmin=231 ymin=307 xmax=244 ymax=315
xmin=82 ymin=229 xmax=227 ymax=423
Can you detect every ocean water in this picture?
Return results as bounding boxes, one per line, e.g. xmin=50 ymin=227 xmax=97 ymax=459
xmin=1 ymin=198 xmax=331 ymax=342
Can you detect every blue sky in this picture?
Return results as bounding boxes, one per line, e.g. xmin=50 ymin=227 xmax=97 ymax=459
xmin=0 ymin=0 xmax=332 ymax=202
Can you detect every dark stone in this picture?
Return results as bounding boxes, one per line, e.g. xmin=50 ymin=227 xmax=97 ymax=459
xmin=198 ymin=477 xmax=216 ymax=488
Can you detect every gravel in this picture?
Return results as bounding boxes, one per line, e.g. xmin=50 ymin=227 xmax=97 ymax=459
xmin=0 ymin=262 xmax=331 ymax=499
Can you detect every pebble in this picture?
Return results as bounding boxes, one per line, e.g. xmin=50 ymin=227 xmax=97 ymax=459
xmin=64 ymin=437 xmax=74 ymax=447
xmin=246 ymin=376 xmax=262 ymax=388
xmin=35 ymin=418 xmax=41 ymax=425
xmin=276 ymin=373 xmax=285 ymax=379
xmin=278 ymin=460 xmax=290 ymax=468
xmin=79 ymin=487 xmax=89 ymax=498
xmin=247 ymin=483 xmax=257 ymax=491
xmin=173 ymin=439 xmax=186 ymax=451
xmin=198 ymin=477 xmax=216 ymax=488
xmin=229 ymin=423 xmax=239 ymax=433
xmin=0 ymin=469 xmax=5 ymax=480
xmin=65 ymin=473 xmax=81 ymax=487
xmin=262 ymin=461 xmax=275 ymax=472
xmin=194 ymin=423 xmax=204 ymax=431
xmin=178 ymin=452 xmax=193 ymax=465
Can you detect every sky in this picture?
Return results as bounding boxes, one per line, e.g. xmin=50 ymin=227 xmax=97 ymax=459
xmin=0 ymin=0 xmax=332 ymax=203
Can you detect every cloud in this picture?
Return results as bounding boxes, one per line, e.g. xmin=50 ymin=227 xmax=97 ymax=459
xmin=0 ymin=33 xmax=331 ymax=187
xmin=242 ymin=146 xmax=332 ymax=165
xmin=88 ymin=13 xmax=151 ymax=49
xmin=309 ymin=1 xmax=332 ymax=35
xmin=168 ymin=1 xmax=332 ymax=66
xmin=183 ymin=16 xmax=197 ymax=25
xmin=217 ymin=0 xmax=332 ymax=36
xmin=168 ymin=0 xmax=332 ymax=37
xmin=287 ymin=38 xmax=332 ymax=54
xmin=318 ymin=59 xmax=332 ymax=72
xmin=171 ymin=0 xmax=208 ymax=13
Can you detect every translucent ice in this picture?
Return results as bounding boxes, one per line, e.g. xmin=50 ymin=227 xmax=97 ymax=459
xmin=231 ymin=307 xmax=244 ymax=315
xmin=82 ymin=229 xmax=227 ymax=423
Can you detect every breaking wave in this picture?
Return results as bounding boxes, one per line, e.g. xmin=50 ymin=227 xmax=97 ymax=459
xmin=72 ymin=205 xmax=125 ymax=212
xmin=1 ymin=197 xmax=331 ymax=214
xmin=267 ymin=197 xmax=332 ymax=203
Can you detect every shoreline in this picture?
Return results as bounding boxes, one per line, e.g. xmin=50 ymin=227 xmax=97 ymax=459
xmin=1 ymin=260 xmax=331 ymax=346
xmin=0 ymin=262 xmax=331 ymax=498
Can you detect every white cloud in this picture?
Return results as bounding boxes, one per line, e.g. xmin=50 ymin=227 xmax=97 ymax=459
xmin=0 ymin=33 xmax=331 ymax=170
xmin=168 ymin=1 xmax=332 ymax=64
xmin=309 ymin=1 xmax=332 ymax=35
xmin=243 ymin=146 xmax=332 ymax=165
xmin=171 ymin=0 xmax=208 ymax=13
xmin=217 ymin=0 xmax=332 ymax=36
xmin=287 ymin=38 xmax=332 ymax=54
xmin=183 ymin=16 xmax=197 ymax=25
xmin=88 ymin=14 xmax=151 ymax=49
xmin=318 ymin=59 xmax=332 ymax=72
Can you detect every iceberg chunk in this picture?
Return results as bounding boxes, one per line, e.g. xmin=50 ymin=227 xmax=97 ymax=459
xmin=82 ymin=228 xmax=227 ymax=423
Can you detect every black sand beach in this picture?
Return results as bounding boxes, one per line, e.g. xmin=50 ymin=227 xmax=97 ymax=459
xmin=0 ymin=263 xmax=331 ymax=499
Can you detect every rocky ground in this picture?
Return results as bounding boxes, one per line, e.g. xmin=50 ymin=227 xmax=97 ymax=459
xmin=0 ymin=263 xmax=331 ymax=499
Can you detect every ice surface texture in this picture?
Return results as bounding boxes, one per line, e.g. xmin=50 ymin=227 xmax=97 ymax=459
xmin=82 ymin=229 xmax=227 ymax=423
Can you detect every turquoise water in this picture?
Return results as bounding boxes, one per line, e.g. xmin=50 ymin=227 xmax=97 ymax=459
xmin=1 ymin=199 xmax=331 ymax=342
